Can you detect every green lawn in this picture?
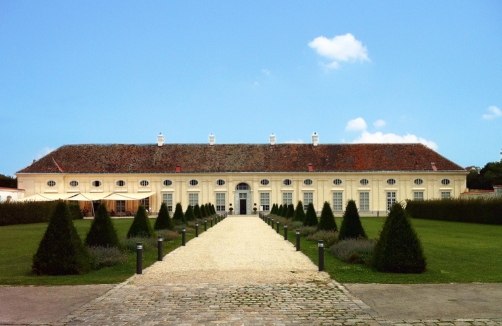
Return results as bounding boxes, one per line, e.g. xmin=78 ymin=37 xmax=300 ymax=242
xmin=0 ymin=218 xmax=196 ymax=285
xmin=284 ymin=216 xmax=502 ymax=283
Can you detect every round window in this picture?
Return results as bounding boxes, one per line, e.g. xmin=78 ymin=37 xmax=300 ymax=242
xmin=441 ymin=179 xmax=450 ymax=185
xmin=387 ymin=179 xmax=396 ymax=185
xmin=92 ymin=180 xmax=101 ymax=187
xmin=163 ymin=180 xmax=172 ymax=186
xmin=360 ymin=179 xmax=369 ymax=186
xmin=116 ymin=180 xmax=125 ymax=187
xmin=189 ymin=179 xmax=199 ymax=186
xmin=69 ymin=180 xmax=78 ymax=187
xmin=47 ymin=180 xmax=56 ymax=187
xmin=414 ymin=178 xmax=423 ymax=185
xmin=283 ymin=179 xmax=292 ymax=186
xmin=260 ymin=179 xmax=270 ymax=186
xmin=333 ymin=179 xmax=342 ymax=185
xmin=140 ymin=180 xmax=149 ymax=187
xmin=304 ymin=179 xmax=313 ymax=185
xmin=216 ymin=179 xmax=225 ymax=186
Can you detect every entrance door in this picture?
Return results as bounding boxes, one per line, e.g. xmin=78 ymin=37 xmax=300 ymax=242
xmin=240 ymin=199 xmax=246 ymax=214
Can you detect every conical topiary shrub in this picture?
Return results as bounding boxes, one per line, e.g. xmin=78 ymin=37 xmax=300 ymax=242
xmin=173 ymin=203 xmax=185 ymax=223
xmin=86 ymin=203 xmax=120 ymax=248
xmin=294 ymin=201 xmax=306 ymax=222
xmin=277 ymin=205 xmax=283 ymax=217
xmin=303 ymin=203 xmax=318 ymax=226
xmin=194 ymin=204 xmax=201 ymax=219
xmin=32 ymin=201 xmax=92 ymax=275
xmin=270 ymin=204 xmax=276 ymax=214
xmin=286 ymin=204 xmax=294 ymax=219
xmin=318 ymin=201 xmax=337 ymax=231
xmin=127 ymin=205 xmax=155 ymax=238
xmin=200 ymin=204 xmax=207 ymax=218
xmin=281 ymin=204 xmax=288 ymax=217
xmin=339 ymin=200 xmax=367 ymax=240
xmin=205 ymin=204 xmax=211 ymax=216
xmin=154 ymin=203 xmax=174 ymax=231
xmin=185 ymin=205 xmax=196 ymax=221
xmin=211 ymin=204 xmax=216 ymax=215
xmin=372 ymin=203 xmax=427 ymax=273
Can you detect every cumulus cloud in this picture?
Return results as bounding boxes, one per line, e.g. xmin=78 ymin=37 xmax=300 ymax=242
xmin=373 ymin=119 xmax=386 ymax=128
xmin=308 ymin=33 xmax=369 ymax=69
xmin=345 ymin=117 xmax=367 ymax=131
xmin=352 ymin=131 xmax=438 ymax=150
xmin=482 ymin=106 xmax=502 ymax=120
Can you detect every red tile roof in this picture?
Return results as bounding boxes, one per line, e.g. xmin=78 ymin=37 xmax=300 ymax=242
xmin=17 ymin=143 xmax=465 ymax=174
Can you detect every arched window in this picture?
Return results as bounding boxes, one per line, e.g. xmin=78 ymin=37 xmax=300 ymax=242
xmin=236 ymin=183 xmax=250 ymax=190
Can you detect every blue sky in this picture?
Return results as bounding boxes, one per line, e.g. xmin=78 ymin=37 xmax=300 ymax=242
xmin=1 ymin=1 xmax=501 ymax=177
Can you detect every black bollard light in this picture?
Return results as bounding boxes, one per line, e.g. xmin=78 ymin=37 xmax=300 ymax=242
xmin=204 ymin=220 xmax=207 ymax=231
xmin=318 ymin=240 xmax=325 ymax=272
xmin=157 ymin=237 xmax=163 ymax=261
xmin=276 ymin=221 xmax=280 ymax=233
xmin=195 ymin=223 xmax=199 ymax=237
xmin=182 ymin=228 xmax=186 ymax=246
xmin=210 ymin=218 xmax=213 ymax=227
xmin=136 ymin=242 xmax=143 ymax=274
xmin=271 ymin=219 xmax=274 ymax=228
xmin=268 ymin=217 xmax=270 ymax=225
xmin=296 ymin=229 xmax=300 ymax=251
xmin=284 ymin=225 xmax=288 ymax=240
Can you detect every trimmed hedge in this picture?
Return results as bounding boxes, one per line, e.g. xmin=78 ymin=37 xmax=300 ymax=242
xmin=406 ymin=197 xmax=502 ymax=225
xmin=0 ymin=201 xmax=82 ymax=226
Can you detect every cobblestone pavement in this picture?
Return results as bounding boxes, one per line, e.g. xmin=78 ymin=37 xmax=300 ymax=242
xmin=60 ymin=217 xmax=502 ymax=326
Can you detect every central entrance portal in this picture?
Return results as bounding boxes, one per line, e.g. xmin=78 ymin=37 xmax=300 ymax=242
xmin=235 ymin=183 xmax=251 ymax=215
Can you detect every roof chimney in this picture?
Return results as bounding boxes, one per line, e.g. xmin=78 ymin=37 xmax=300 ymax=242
xmin=157 ymin=133 xmax=164 ymax=147
xmin=312 ymin=132 xmax=319 ymax=146
xmin=308 ymin=163 xmax=313 ymax=172
xmin=270 ymin=134 xmax=276 ymax=145
xmin=175 ymin=165 xmax=181 ymax=173
xmin=431 ymin=162 xmax=437 ymax=171
xmin=209 ymin=133 xmax=215 ymax=146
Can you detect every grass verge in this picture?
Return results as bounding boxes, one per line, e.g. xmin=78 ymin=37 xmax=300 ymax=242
xmin=276 ymin=216 xmax=502 ymax=283
xmin=0 ymin=218 xmax=200 ymax=285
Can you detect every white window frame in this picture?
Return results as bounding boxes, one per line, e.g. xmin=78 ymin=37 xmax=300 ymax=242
xmin=162 ymin=193 xmax=173 ymax=212
xmin=283 ymin=192 xmax=292 ymax=206
xmin=303 ymin=192 xmax=313 ymax=210
xmin=414 ymin=192 xmax=424 ymax=201
xmin=441 ymin=191 xmax=451 ymax=199
xmin=116 ymin=200 xmax=126 ymax=213
xmin=333 ymin=192 xmax=343 ymax=211
xmin=216 ymin=193 xmax=226 ymax=211
xmin=189 ymin=193 xmax=199 ymax=207
xmin=359 ymin=192 xmax=369 ymax=212
xmin=260 ymin=193 xmax=270 ymax=211
xmin=386 ymin=192 xmax=396 ymax=211
xmin=140 ymin=197 xmax=150 ymax=211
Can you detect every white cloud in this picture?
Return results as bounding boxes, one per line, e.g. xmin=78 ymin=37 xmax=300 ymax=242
xmin=345 ymin=117 xmax=367 ymax=131
xmin=262 ymin=69 xmax=270 ymax=75
xmin=482 ymin=106 xmax=502 ymax=120
xmin=373 ymin=119 xmax=386 ymax=128
xmin=284 ymin=139 xmax=304 ymax=144
xmin=35 ymin=147 xmax=55 ymax=159
xmin=308 ymin=33 xmax=369 ymax=69
xmin=352 ymin=131 xmax=438 ymax=150
xmin=254 ymin=81 xmax=259 ymax=86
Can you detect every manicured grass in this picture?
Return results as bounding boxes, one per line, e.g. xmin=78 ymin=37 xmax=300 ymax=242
xmin=0 ymin=218 xmax=199 ymax=285
xmin=280 ymin=216 xmax=502 ymax=283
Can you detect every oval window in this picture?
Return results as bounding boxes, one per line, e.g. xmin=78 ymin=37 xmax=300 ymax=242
xmin=189 ymin=179 xmax=199 ymax=186
xmin=304 ymin=179 xmax=313 ymax=185
xmin=387 ymin=179 xmax=396 ymax=185
xmin=163 ymin=180 xmax=172 ymax=186
xmin=283 ymin=179 xmax=292 ymax=186
xmin=441 ymin=179 xmax=450 ymax=185
xmin=216 ymin=179 xmax=225 ymax=186
xmin=47 ymin=180 xmax=56 ymax=187
xmin=69 ymin=180 xmax=78 ymax=187
xmin=116 ymin=180 xmax=125 ymax=187
xmin=140 ymin=180 xmax=149 ymax=187
xmin=260 ymin=179 xmax=270 ymax=186
xmin=92 ymin=180 xmax=101 ymax=187
xmin=414 ymin=178 xmax=423 ymax=185
xmin=333 ymin=179 xmax=342 ymax=185
xmin=360 ymin=179 xmax=369 ymax=186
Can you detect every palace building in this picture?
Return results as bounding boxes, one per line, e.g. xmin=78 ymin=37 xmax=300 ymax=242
xmin=16 ymin=133 xmax=467 ymax=215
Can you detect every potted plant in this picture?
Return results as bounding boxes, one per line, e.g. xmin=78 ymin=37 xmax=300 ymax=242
xmin=253 ymin=207 xmax=258 ymax=214
xmin=229 ymin=207 xmax=233 ymax=215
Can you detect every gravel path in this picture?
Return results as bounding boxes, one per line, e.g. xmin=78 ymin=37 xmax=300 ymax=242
xmin=133 ymin=215 xmax=329 ymax=285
